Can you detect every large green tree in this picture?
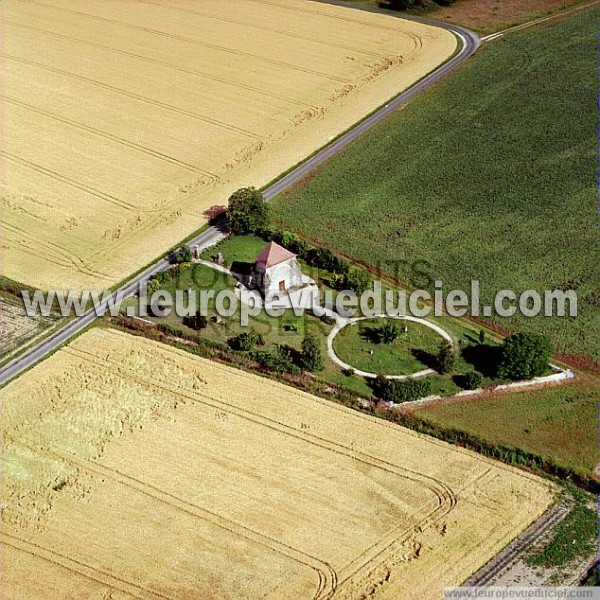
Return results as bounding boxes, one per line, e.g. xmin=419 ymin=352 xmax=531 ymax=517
xmin=498 ymin=333 xmax=553 ymax=380
xmin=226 ymin=187 xmax=269 ymax=235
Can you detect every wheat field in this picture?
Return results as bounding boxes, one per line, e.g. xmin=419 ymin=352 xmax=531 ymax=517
xmin=0 ymin=0 xmax=456 ymax=291
xmin=0 ymin=328 xmax=556 ymax=599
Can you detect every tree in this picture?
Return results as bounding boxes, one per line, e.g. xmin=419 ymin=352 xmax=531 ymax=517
xmin=226 ymin=187 xmax=269 ymax=235
xmin=343 ymin=268 xmax=372 ymax=295
xmin=479 ymin=329 xmax=486 ymax=344
xmin=437 ymin=340 xmax=458 ymax=374
xmin=377 ymin=322 xmax=399 ymax=344
xmin=497 ymin=333 xmax=553 ymax=380
xmin=300 ymin=333 xmax=323 ymax=372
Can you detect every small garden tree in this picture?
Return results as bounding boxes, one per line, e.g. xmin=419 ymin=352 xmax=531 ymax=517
xmin=300 ymin=333 xmax=324 ymax=372
xmin=437 ymin=340 xmax=458 ymax=374
xmin=497 ymin=332 xmax=553 ymax=380
xmin=226 ymin=187 xmax=269 ymax=235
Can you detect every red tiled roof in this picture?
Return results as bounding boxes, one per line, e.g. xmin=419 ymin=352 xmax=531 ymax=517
xmin=255 ymin=241 xmax=296 ymax=268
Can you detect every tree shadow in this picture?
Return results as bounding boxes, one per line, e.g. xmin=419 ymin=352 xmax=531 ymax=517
xmin=230 ymin=261 xmax=254 ymax=285
xmin=461 ymin=343 xmax=502 ymax=378
xmin=411 ymin=348 xmax=438 ymax=370
xmin=359 ymin=325 xmax=381 ymax=344
xmin=203 ymin=205 xmax=226 ymax=224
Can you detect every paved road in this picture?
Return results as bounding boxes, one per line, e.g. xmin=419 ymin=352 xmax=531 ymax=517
xmin=0 ymin=16 xmax=479 ymax=387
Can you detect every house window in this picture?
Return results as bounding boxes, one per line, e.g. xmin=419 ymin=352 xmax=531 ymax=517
xmin=278 ymin=280 xmax=286 ymax=291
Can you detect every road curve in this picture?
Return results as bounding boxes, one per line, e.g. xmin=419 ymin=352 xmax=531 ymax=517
xmin=0 ymin=13 xmax=479 ymax=387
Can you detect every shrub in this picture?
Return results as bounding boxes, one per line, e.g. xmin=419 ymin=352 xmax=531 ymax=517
xmin=342 ymin=268 xmax=372 ymax=295
xmin=281 ymin=231 xmax=309 ymax=256
xmin=253 ymin=345 xmax=300 ymax=374
xmin=458 ymin=370 xmax=483 ymax=390
xmin=498 ymin=332 xmax=553 ymax=380
xmin=305 ymin=247 xmax=349 ymax=274
xmin=173 ymin=245 xmax=193 ymax=264
xmin=437 ymin=340 xmax=458 ymax=374
xmin=183 ymin=311 xmax=208 ymax=331
xmin=228 ymin=329 xmax=265 ymax=351
xmin=226 ymin=187 xmax=269 ymax=235
xmin=373 ymin=377 xmax=432 ymax=403
xmin=377 ymin=322 xmax=399 ymax=344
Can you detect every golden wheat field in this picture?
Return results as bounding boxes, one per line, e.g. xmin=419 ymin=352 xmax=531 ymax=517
xmin=0 ymin=328 xmax=556 ymax=599
xmin=0 ymin=0 xmax=456 ymax=291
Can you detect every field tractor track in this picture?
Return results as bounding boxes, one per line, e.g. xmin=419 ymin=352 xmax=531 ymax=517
xmin=0 ymin=150 xmax=137 ymax=212
xmin=245 ymin=0 xmax=427 ymax=34
xmin=3 ymin=95 xmax=217 ymax=178
xmin=1 ymin=52 xmax=264 ymax=141
xmin=0 ymin=219 xmax=112 ymax=281
xmin=129 ymin=0 xmax=389 ymax=59
xmin=4 ymin=19 xmax=317 ymax=111
xmin=0 ymin=532 xmax=173 ymax=600
xmin=17 ymin=0 xmax=351 ymax=85
xmin=63 ymin=344 xmax=458 ymax=595
xmin=24 ymin=444 xmax=338 ymax=600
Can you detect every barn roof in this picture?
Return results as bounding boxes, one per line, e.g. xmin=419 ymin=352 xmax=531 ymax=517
xmin=255 ymin=241 xmax=296 ymax=268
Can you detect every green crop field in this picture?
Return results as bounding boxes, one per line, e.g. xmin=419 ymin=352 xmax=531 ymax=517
xmin=273 ymin=8 xmax=599 ymax=363
xmin=413 ymin=376 xmax=599 ymax=476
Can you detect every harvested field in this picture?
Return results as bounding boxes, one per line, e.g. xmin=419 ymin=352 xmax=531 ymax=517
xmin=0 ymin=328 xmax=556 ymax=599
xmin=0 ymin=0 xmax=456 ymax=291
xmin=0 ymin=295 xmax=59 ymax=359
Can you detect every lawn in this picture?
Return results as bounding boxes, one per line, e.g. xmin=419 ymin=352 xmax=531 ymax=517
xmin=273 ymin=8 xmax=599 ymax=363
xmin=333 ymin=317 xmax=442 ymax=375
xmin=413 ymin=376 xmax=599 ymax=475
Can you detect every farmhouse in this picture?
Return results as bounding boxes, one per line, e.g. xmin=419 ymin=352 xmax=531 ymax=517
xmin=251 ymin=242 xmax=305 ymax=296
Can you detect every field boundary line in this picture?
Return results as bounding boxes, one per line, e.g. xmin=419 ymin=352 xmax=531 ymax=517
xmin=482 ymin=0 xmax=600 ymax=40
